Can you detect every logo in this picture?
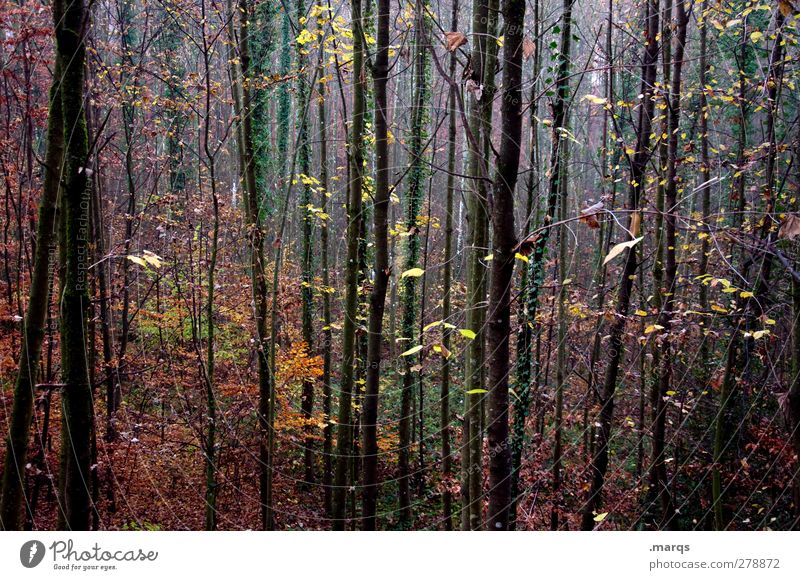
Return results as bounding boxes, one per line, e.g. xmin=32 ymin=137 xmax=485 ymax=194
xmin=20 ymin=540 xmax=46 ymax=568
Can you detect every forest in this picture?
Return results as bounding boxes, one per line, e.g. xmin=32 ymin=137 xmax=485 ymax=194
xmin=0 ymin=0 xmax=799 ymax=532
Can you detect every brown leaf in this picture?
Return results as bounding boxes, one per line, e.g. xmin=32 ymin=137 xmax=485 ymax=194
xmin=522 ymin=38 xmax=535 ymax=61
xmin=514 ymin=233 xmax=541 ymax=257
xmin=779 ymin=0 xmax=797 ymax=17
xmin=579 ymin=201 xmax=604 ymax=229
xmin=465 ymin=79 xmax=483 ymax=101
xmin=778 ymin=214 xmax=800 ymax=240
xmin=445 ymin=32 xmax=468 ymax=52
xmin=630 ymin=210 xmax=642 ymax=237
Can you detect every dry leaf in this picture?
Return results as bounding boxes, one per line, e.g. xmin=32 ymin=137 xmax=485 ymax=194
xmin=779 ymin=214 xmax=800 ymax=240
xmin=579 ymin=201 xmax=604 ymax=229
xmin=514 ymin=233 xmax=541 ymax=256
xmin=779 ymin=0 xmax=797 ymax=17
xmin=603 ymin=236 xmax=643 ymax=265
xmin=522 ymin=38 xmax=535 ymax=60
xmin=445 ymin=31 xmax=468 ymax=52
xmin=465 ymin=79 xmax=483 ymax=101
xmin=630 ymin=210 xmax=642 ymax=237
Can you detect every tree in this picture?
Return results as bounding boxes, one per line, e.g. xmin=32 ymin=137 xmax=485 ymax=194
xmin=0 ymin=49 xmax=63 ymax=531
xmin=486 ymin=0 xmax=525 ymax=531
xmin=331 ymin=0 xmax=367 ymax=530
xmin=581 ymin=0 xmax=659 ymax=531
xmin=362 ymin=0 xmax=391 ymax=531
xmin=54 ymin=0 xmax=94 ymax=531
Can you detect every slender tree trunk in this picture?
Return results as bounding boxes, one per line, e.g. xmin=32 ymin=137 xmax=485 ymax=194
xmin=486 ymin=0 xmax=525 ymax=531
xmin=332 ymin=0 xmax=366 ymax=529
xmin=0 ymin=52 xmax=63 ymax=531
xmin=461 ymin=0 xmax=492 ymax=532
xmin=580 ymin=0 xmax=659 ymax=530
xmin=439 ymin=0 xmax=459 ymax=532
xmin=361 ymin=0 xmax=390 ymax=530
xmin=511 ymin=0 xmax=542 ymax=527
xmin=317 ymin=41 xmax=334 ymax=518
xmin=650 ymin=0 xmax=688 ymax=530
xmin=296 ymin=0 xmax=316 ymax=487
xmin=713 ymin=10 xmax=785 ymax=530
xmin=199 ymin=0 xmax=220 ymax=530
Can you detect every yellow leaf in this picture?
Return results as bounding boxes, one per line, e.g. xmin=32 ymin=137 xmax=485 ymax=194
xmin=127 ymin=255 xmax=147 ymax=267
xmin=423 ymin=320 xmax=442 ymax=332
xmin=401 ymin=267 xmax=425 ymax=278
xmin=582 ymin=94 xmax=607 ymax=105
xmin=515 ymin=252 xmax=529 ymax=263
xmin=740 ymin=291 xmax=754 ymax=298
xmin=644 ymin=324 xmax=664 ymax=334
xmin=750 ymin=31 xmax=764 ymax=43
xmin=635 ymin=309 xmax=648 ymax=317
xmin=400 ymin=345 xmax=423 ymax=357
xmin=603 ymin=236 xmax=643 ymax=265
xmin=593 ymin=512 xmax=609 ymax=522
xmin=459 ymin=329 xmax=477 ymax=340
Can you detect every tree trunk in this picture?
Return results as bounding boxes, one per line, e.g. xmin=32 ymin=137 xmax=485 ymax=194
xmin=332 ymin=0 xmax=366 ymax=529
xmin=580 ymin=0 xmax=659 ymax=531
xmin=486 ymin=0 xmax=525 ymax=531
xmin=361 ymin=0 xmax=390 ymax=530
xmin=650 ymin=0 xmax=688 ymax=530
xmin=55 ymin=0 xmax=94 ymax=531
xmin=0 ymin=52 xmax=64 ymax=531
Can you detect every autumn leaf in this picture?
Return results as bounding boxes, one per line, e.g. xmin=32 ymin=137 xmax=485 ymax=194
xmin=142 ymin=250 xmax=163 ymax=268
xmin=778 ymin=214 xmax=800 ymax=240
xmin=423 ymin=320 xmax=442 ymax=332
xmin=593 ymin=512 xmax=608 ymax=522
xmin=400 ymin=345 xmax=423 ymax=357
xmin=582 ymin=94 xmax=607 ymax=106
xmin=459 ymin=329 xmax=477 ymax=340
xmin=466 ymin=388 xmax=487 ymax=394
xmin=444 ymin=31 xmax=468 ymax=52
xmin=127 ymin=255 xmax=147 ymax=267
xmin=779 ymin=0 xmax=797 ymax=17
xmin=514 ymin=233 xmax=541 ymax=256
xmin=522 ymin=37 xmax=535 ymax=60
xmin=603 ymin=236 xmax=643 ymax=265
xmin=579 ymin=201 xmax=604 ymax=229
xmin=465 ymin=79 xmax=483 ymax=101
xmin=401 ymin=267 xmax=425 ymax=278
xmin=630 ymin=210 xmax=642 ymax=237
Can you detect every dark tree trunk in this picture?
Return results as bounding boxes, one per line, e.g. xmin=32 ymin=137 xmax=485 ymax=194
xmin=0 ymin=51 xmax=64 ymax=531
xmin=580 ymin=0 xmax=659 ymax=531
xmin=54 ymin=0 xmax=94 ymax=531
xmin=361 ymin=0 xmax=390 ymax=530
xmin=486 ymin=0 xmax=525 ymax=531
